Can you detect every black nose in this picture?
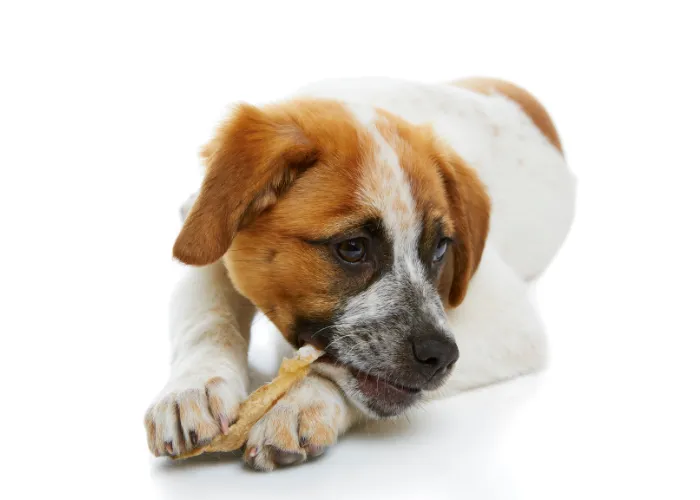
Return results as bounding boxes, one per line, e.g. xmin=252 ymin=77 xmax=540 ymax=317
xmin=411 ymin=335 xmax=459 ymax=378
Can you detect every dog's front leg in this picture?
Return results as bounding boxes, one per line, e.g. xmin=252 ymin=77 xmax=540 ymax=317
xmin=144 ymin=260 xmax=256 ymax=457
xmin=243 ymin=374 xmax=358 ymax=471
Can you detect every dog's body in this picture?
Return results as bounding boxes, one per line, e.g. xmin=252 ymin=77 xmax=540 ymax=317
xmin=145 ymin=78 xmax=576 ymax=470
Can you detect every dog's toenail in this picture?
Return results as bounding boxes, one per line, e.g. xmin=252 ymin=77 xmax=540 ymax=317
xmin=272 ymin=448 xmax=304 ymax=466
xmin=246 ymin=446 xmax=258 ymax=459
xmin=189 ymin=430 xmax=198 ymax=446
xmin=164 ymin=441 xmax=173 ymax=455
xmin=219 ymin=415 xmax=229 ymax=434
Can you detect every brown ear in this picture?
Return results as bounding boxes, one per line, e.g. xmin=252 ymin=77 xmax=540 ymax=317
xmin=436 ymin=148 xmax=491 ymax=307
xmin=173 ymin=104 xmax=318 ymax=266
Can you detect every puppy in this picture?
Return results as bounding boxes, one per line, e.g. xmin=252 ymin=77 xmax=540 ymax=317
xmin=144 ymin=77 xmax=576 ymax=470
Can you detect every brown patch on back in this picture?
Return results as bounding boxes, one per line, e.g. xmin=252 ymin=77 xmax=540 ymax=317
xmin=452 ymin=77 xmax=563 ymax=154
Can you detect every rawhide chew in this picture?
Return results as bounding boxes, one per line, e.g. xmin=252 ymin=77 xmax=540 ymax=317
xmin=175 ymin=345 xmax=323 ymax=459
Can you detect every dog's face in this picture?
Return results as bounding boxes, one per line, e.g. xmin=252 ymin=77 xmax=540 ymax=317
xmin=174 ymin=99 xmax=490 ymax=417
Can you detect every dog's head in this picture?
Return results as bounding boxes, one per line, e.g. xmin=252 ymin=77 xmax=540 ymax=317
xmin=174 ymin=99 xmax=490 ymax=417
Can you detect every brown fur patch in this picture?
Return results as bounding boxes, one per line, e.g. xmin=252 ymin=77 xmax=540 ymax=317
xmin=452 ymin=77 xmax=563 ymax=154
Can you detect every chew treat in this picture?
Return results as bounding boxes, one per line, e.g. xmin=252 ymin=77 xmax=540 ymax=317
xmin=175 ymin=345 xmax=323 ymax=460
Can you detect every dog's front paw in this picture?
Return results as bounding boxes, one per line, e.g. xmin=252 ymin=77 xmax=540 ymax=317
xmin=144 ymin=375 xmax=246 ymax=457
xmin=244 ymin=375 xmax=352 ymax=471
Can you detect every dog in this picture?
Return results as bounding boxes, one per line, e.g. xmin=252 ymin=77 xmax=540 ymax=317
xmin=144 ymin=77 xmax=576 ymax=471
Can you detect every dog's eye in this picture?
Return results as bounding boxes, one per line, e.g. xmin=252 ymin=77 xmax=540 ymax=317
xmin=336 ymin=238 xmax=367 ymax=263
xmin=433 ymin=238 xmax=450 ymax=263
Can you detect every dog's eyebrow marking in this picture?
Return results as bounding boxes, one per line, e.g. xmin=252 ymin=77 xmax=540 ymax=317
xmin=304 ymin=217 xmax=383 ymax=245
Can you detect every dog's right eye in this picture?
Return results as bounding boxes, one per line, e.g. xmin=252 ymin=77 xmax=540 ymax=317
xmin=335 ymin=238 xmax=367 ymax=263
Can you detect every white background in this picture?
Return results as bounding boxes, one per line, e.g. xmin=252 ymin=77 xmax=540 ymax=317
xmin=1 ymin=1 xmax=699 ymax=499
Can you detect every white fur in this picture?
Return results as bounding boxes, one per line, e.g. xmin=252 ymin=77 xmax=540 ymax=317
xmin=144 ymin=260 xmax=255 ymax=456
xmin=434 ymin=245 xmax=548 ymax=397
xmin=145 ymin=78 xmax=576 ymax=468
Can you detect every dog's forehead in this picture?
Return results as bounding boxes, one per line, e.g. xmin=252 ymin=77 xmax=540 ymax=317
xmin=264 ymin=100 xmax=450 ymax=242
xmin=347 ymin=104 xmax=451 ymax=242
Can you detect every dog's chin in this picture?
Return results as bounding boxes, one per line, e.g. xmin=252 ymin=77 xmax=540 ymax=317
xmin=312 ymin=356 xmax=423 ymax=418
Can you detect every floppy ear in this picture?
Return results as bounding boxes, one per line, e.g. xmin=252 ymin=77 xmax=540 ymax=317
xmin=436 ymin=147 xmax=491 ymax=307
xmin=173 ymin=104 xmax=318 ymax=266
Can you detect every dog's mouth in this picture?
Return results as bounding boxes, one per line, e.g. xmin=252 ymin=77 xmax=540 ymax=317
xmin=316 ymin=353 xmax=422 ymax=415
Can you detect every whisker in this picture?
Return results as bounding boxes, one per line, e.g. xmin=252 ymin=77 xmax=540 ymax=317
xmin=323 ymin=331 xmax=358 ymax=350
xmin=308 ymin=323 xmax=338 ymax=341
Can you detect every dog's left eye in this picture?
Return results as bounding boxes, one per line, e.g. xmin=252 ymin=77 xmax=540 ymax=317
xmin=433 ymin=238 xmax=450 ymax=263
xmin=335 ymin=238 xmax=368 ymax=263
